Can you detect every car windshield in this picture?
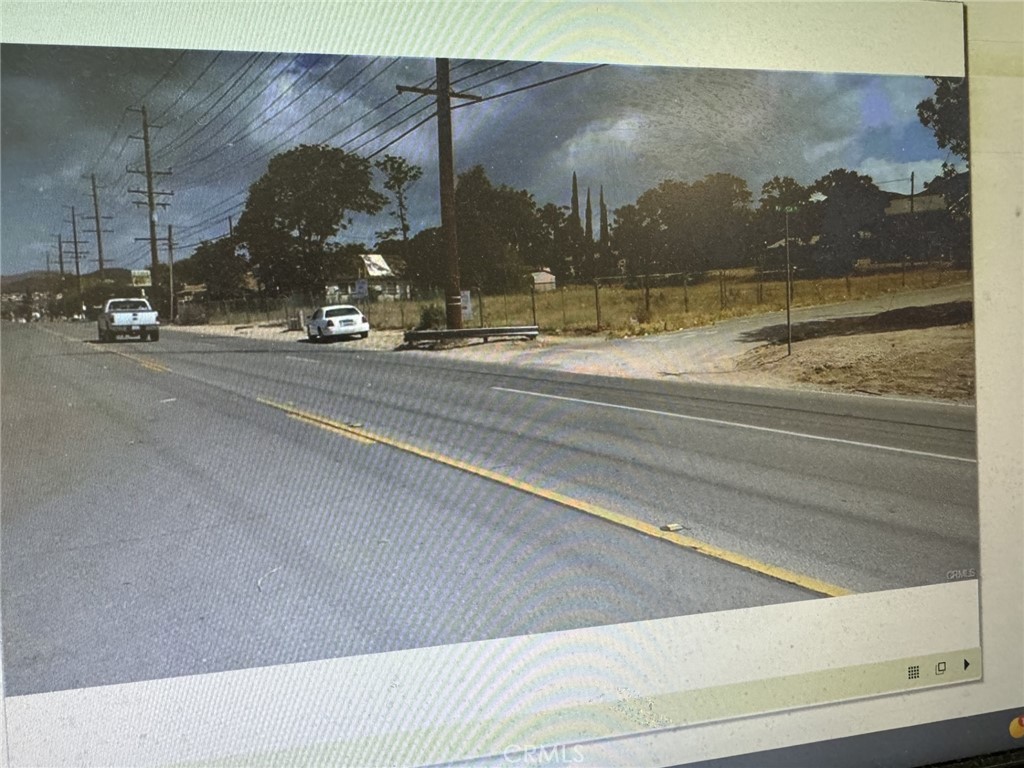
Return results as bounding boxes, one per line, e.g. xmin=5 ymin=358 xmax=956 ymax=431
xmin=325 ymin=307 xmax=359 ymax=318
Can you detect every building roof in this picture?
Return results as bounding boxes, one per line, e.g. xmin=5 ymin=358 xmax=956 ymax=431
xmin=361 ymin=254 xmax=394 ymax=278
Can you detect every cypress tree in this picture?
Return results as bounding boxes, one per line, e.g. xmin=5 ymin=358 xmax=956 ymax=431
xmin=585 ymin=187 xmax=593 ymax=243
xmin=599 ymin=186 xmax=609 ymax=253
xmin=570 ymin=172 xmax=582 ymax=235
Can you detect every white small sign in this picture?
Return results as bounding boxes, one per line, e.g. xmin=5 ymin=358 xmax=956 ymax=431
xmin=131 ymin=270 xmax=152 ymax=287
xmin=461 ymin=290 xmax=473 ymax=321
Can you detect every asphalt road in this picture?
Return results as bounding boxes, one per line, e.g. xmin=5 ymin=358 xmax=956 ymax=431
xmin=0 ymin=321 xmax=978 ymax=696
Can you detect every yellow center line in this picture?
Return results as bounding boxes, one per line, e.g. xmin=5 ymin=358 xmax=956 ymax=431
xmin=257 ymin=398 xmax=854 ymax=598
xmin=107 ymin=347 xmax=170 ymax=373
xmin=288 ymin=412 xmax=377 ymax=445
xmin=39 ymin=326 xmax=170 ymax=373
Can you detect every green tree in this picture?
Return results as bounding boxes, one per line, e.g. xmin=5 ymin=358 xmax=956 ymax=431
xmin=688 ymin=173 xmax=753 ymax=269
xmin=624 ymin=173 xmax=753 ymax=276
xmin=405 ymin=227 xmax=445 ymax=293
xmin=754 ymin=176 xmax=816 ymax=250
xmin=611 ymin=203 xmax=657 ymax=279
xmin=917 ymin=77 xmax=971 ymax=268
xmin=599 ymin=186 xmax=611 ymax=271
xmin=917 ymin=77 xmax=969 ymax=161
xmin=454 ymin=166 xmax=546 ymax=293
xmin=810 ymin=168 xmax=888 ymax=275
xmin=374 ymin=154 xmax=423 ymax=249
xmin=236 ymin=144 xmax=385 ymax=295
xmin=536 ymin=202 xmax=573 ymax=281
xmin=182 ymin=238 xmax=249 ymax=300
xmin=566 ymin=171 xmax=585 ymax=276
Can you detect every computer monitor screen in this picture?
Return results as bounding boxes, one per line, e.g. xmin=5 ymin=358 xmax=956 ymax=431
xmin=1 ymin=3 xmax=1020 ymax=766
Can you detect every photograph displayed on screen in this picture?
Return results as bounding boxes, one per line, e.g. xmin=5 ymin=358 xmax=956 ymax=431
xmin=1 ymin=42 xmax=981 ymax=759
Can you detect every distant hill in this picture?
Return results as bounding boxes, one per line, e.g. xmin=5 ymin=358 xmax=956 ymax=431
xmin=0 ymin=270 xmax=52 ymax=294
xmin=1 ymin=268 xmax=132 ymax=295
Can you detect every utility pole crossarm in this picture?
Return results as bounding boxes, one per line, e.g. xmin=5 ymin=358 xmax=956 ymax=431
xmin=397 ymin=84 xmax=483 ymax=102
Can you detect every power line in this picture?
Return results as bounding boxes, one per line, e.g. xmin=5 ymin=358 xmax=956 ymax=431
xmin=155 ymin=52 xmax=268 ymax=158
xmin=327 ymin=59 xmax=512 ymax=152
xmin=176 ymin=55 xmax=351 ymax=183
xmin=453 ymin=63 xmax=607 ymax=109
xmin=152 ymin=50 xmax=223 ymax=123
xmin=362 ymin=62 xmax=597 ymax=158
xmin=455 ymin=60 xmax=541 ymax=91
xmin=365 ymin=112 xmax=437 ymax=159
xmin=91 ymin=108 xmax=131 ymax=178
xmin=176 ymin=55 xmax=383 ymax=176
xmin=137 ymin=50 xmax=187 ymax=104
xmin=147 ymin=52 xmax=262 ymax=157
xmin=162 ymin=53 xmax=289 ymax=166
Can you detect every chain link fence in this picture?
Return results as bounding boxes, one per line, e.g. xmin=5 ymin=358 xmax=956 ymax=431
xmin=186 ymin=263 xmax=968 ymax=334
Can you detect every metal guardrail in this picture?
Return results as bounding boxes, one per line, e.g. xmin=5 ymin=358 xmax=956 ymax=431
xmin=402 ymin=325 xmax=540 ymax=346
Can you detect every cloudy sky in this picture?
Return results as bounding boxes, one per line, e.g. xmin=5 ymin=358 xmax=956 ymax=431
xmin=0 ymin=44 xmax=960 ymax=278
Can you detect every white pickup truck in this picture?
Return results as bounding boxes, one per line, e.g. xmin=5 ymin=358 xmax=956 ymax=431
xmin=97 ymin=298 xmax=160 ymax=342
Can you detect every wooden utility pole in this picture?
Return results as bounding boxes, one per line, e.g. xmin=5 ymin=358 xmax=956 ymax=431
xmin=64 ymin=206 xmax=89 ymax=298
xmin=784 ymin=208 xmax=794 ymax=356
xmin=85 ymin=173 xmax=113 ymax=278
xmin=436 ymin=60 xmax=461 ymax=328
xmin=71 ymin=206 xmax=82 ymax=296
xmin=128 ymin=105 xmax=173 ymax=302
xmin=167 ymin=224 xmax=175 ymax=321
xmin=397 ymin=59 xmax=480 ymax=329
xmin=55 ymin=233 xmax=66 ymax=280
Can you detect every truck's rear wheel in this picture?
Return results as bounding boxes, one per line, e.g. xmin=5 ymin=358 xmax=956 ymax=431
xmin=139 ymin=331 xmax=148 ymax=342
xmin=150 ymin=330 xmax=159 ymax=342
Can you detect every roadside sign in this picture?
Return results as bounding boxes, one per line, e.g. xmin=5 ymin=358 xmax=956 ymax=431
xmin=461 ymin=290 xmax=473 ymax=321
xmin=131 ymin=270 xmax=152 ymax=287
xmin=353 ymin=279 xmax=369 ymax=299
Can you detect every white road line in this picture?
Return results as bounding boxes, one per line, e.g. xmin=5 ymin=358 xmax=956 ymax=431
xmin=492 ymin=386 xmax=977 ymax=464
xmin=286 ymin=355 xmax=318 ymax=364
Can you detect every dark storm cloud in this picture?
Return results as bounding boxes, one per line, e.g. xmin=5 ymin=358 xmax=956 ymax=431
xmin=1 ymin=44 xmax=950 ymax=276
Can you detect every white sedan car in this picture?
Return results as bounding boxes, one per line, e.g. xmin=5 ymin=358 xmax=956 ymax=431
xmin=306 ymin=304 xmax=370 ymax=341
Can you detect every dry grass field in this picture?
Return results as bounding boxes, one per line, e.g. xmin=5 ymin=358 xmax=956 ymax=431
xmin=205 ymin=266 xmax=971 ymax=337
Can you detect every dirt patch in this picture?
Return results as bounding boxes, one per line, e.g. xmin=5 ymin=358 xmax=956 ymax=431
xmin=734 ymin=324 xmax=976 ymax=402
xmin=738 ymin=301 xmax=972 ymax=344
